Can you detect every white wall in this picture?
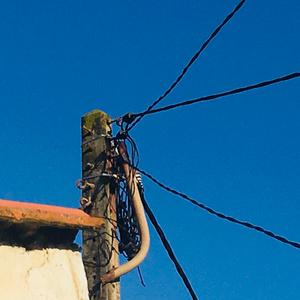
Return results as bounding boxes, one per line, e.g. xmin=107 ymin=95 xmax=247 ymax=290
xmin=0 ymin=245 xmax=89 ymax=300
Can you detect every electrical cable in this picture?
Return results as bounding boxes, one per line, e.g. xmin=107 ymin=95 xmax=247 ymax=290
xmin=137 ymin=266 xmax=146 ymax=287
xmin=127 ymin=0 xmax=246 ymax=130
xmin=129 ymin=72 xmax=300 ymax=120
xmin=134 ymin=165 xmax=300 ymax=250
xmin=139 ymin=188 xmax=199 ymax=300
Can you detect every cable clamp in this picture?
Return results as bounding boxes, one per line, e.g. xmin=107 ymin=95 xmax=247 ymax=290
xmin=109 ymin=113 xmax=135 ymax=127
xmin=100 ymin=172 xmax=119 ymax=179
xmin=83 ymin=172 xmax=120 ymax=180
xmin=76 ymin=179 xmax=95 ymax=190
xmin=115 ymin=130 xmax=128 ymax=140
xmin=122 ymin=113 xmax=136 ymax=124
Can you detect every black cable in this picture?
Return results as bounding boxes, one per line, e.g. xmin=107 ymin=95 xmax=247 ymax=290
xmin=139 ymin=190 xmax=199 ymax=300
xmin=127 ymin=0 xmax=246 ymax=130
xmin=115 ymin=137 xmax=143 ymax=263
xmin=131 ymin=72 xmax=300 ymax=119
xmin=134 ymin=166 xmax=300 ymax=250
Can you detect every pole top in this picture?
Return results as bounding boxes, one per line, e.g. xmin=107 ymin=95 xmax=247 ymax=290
xmin=82 ymin=109 xmax=111 ymax=134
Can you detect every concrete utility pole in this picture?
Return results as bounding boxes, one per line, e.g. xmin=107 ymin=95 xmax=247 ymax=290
xmin=81 ymin=110 xmax=120 ymax=300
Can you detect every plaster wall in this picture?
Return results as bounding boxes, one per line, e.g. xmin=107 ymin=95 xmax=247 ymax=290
xmin=0 ymin=245 xmax=89 ymax=300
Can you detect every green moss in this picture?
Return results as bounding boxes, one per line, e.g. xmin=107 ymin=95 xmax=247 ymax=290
xmin=82 ymin=109 xmax=111 ymax=132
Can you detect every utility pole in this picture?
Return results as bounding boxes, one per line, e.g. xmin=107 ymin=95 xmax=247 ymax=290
xmin=81 ymin=110 xmax=120 ymax=300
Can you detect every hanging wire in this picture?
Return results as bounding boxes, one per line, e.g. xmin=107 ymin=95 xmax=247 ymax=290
xmin=132 ymin=165 xmax=300 ymax=250
xmin=126 ymin=0 xmax=246 ymax=131
xmin=116 ymin=175 xmax=141 ymax=260
xmin=112 ymin=134 xmax=143 ymax=263
xmin=138 ymin=185 xmax=199 ymax=300
xmin=137 ymin=266 xmax=146 ymax=287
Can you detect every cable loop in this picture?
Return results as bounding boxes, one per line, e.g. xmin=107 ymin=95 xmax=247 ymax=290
xmin=80 ymin=196 xmax=92 ymax=208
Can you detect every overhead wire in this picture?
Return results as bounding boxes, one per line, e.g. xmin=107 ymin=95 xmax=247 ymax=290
xmin=109 ymin=0 xmax=300 ymax=296
xmin=128 ymin=72 xmax=300 ymax=121
xmin=127 ymin=0 xmax=246 ymax=131
xmin=133 ymin=165 xmax=300 ymax=250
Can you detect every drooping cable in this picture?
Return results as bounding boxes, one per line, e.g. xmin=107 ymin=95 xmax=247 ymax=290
xmin=115 ymin=134 xmax=142 ymax=261
xmin=137 ymin=184 xmax=199 ymax=300
xmin=134 ymin=165 xmax=300 ymax=250
xmin=127 ymin=0 xmax=246 ymax=131
xmin=116 ymin=176 xmax=141 ymax=260
xmin=129 ymin=72 xmax=300 ymax=120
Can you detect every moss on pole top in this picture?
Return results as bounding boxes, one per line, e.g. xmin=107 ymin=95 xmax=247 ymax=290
xmin=82 ymin=109 xmax=111 ymax=134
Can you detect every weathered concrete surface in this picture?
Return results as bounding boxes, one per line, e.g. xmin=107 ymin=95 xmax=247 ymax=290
xmin=0 ymin=245 xmax=89 ymax=300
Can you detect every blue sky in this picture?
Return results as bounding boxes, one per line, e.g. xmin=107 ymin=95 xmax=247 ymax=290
xmin=0 ymin=1 xmax=299 ymax=299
